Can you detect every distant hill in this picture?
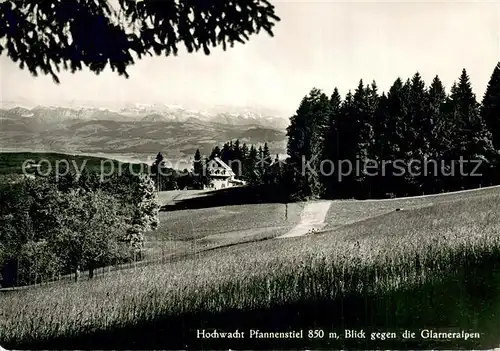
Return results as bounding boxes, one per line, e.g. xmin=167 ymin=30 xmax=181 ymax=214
xmin=0 ymin=105 xmax=288 ymax=159
xmin=142 ymin=114 xmax=169 ymax=122
xmin=238 ymin=127 xmax=287 ymax=142
xmin=0 ymin=104 xmax=290 ymax=128
xmin=0 ymin=151 xmax=150 ymax=176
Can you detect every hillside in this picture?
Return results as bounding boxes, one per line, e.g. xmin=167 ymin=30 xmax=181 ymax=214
xmin=0 ymin=152 xmax=150 ymax=177
xmin=2 ymin=186 xmax=500 ymax=349
xmin=0 ymin=106 xmax=287 ymax=159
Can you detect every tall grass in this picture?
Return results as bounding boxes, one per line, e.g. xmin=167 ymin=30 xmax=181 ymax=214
xmin=1 ymin=193 xmax=500 ymax=348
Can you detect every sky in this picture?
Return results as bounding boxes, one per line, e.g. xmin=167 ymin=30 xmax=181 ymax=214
xmin=1 ymin=0 xmax=499 ymax=117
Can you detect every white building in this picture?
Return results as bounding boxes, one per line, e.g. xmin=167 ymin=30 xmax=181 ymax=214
xmin=205 ymin=157 xmax=246 ymax=190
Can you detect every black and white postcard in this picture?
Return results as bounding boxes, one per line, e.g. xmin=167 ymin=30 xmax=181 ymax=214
xmin=1 ymin=0 xmax=500 ymax=350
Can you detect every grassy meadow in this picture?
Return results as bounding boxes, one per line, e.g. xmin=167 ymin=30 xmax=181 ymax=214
xmin=0 ymin=197 xmax=304 ymax=288
xmin=0 ymin=151 xmax=149 ymax=178
xmin=1 ymin=187 xmax=500 ymax=349
xmin=323 ymin=185 xmax=500 ymax=230
xmin=141 ymin=201 xmax=304 ymax=264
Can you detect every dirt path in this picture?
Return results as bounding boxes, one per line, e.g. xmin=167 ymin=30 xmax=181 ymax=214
xmin=277 ymin=200 xmax=332 ymax=238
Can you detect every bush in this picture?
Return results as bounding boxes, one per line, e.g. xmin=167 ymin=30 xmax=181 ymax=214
xmin=105 ymin=171 xmax=161 ymax=254
xmin=52 ymin=188 xmax=130 ymax=280
xmin=0 ymin=169 xmax=161 ymax=287
xmin=18 ymin=239 xmax=63 ymax=285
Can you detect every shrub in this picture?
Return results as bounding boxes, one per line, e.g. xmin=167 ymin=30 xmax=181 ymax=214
xmin=0 ymin=169 xmax=160 ymax=286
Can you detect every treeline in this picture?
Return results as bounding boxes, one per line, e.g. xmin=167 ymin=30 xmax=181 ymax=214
xmin=0 ymin=168 xmax=160 ymax=287
xmin=150 ymin=153 xmax=201 ymax=191
xmin=285 ymin=63 xmax=500 ymax=200
xmin=150 ymin=141 xmax=284 ymax=191
xmin=207 ymin=140 xmax=283 ymax=185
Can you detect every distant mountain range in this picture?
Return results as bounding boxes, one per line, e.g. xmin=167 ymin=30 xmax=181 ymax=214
xmin=0 ymin=105 xmax=288 ymax=160
xmin=0 ymin=103 xmax=290 ymax=128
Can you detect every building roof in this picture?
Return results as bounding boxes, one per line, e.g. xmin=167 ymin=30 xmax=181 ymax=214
xmin=207 ymin=157 xmax=235 ymax=178
xmin=213 ymin=157 xmax=233 ymax=172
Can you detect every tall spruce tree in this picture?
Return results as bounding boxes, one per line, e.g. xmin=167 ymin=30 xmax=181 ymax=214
xmin=481 ymin=62 xmax=500 ymax=185
xmin=241 ymin=143 xmax=249 ymax=159
xmin=353 ymin=80 xmax=372 ymax=158
xmin=209 ymin=146 xmax=221 ymax=160
xmin=221 ymin=142 xmax=231 ymax=164
xmin=285 ymin=94 xmax=305 ymax=198
xmin=481 ymin=62 xmax=500 ymax=150
xmin=262 ymin=143 xmax=272 ymax=184
xmin=321 ymin=87 xmax=342 ymax=198
xmin=240 ymin=143 xmax=249 ymax=177
xmin=384 ymin=78 xmax=410 ymax=196
xmin=231 ymin=139 xmax=243 ymax=177
xmin=362 ymin=81 xmax=379 ymax=198
xmin=450 ymin=69 xmax=491 ymax=189
xmin=370 ymin=92 xmax=392 ymax=197
xmin=286 ymin=88 xmax=329 ymax=199
xmin=405 ymin=72 xmax=428 ymax=194
xmin=151 ymin=152 xmax=165 ymax=191
xmin=257 ymin=145 xmax=264 ymax=183
xmin=351 ymin=80 xmax=372 ymax=196
xmin=306 ymin=88 xmax=330 ymax=198
xmin=335 ymin=90 xmax=357 ymax=197
xmin=270 ymin=154 xmax=283 ymax=185
xmin=408 ymin=73 xmax=428 ymax=156
xmin=247 ymin=145 xmax=260 ymax=185
xmin=426 ymin=75 xmax=450 ymax=193
xmin=440 ymin=82 xmax=462 ymax=191
xmin=193 ymin=149 xmax=206 ymax=189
